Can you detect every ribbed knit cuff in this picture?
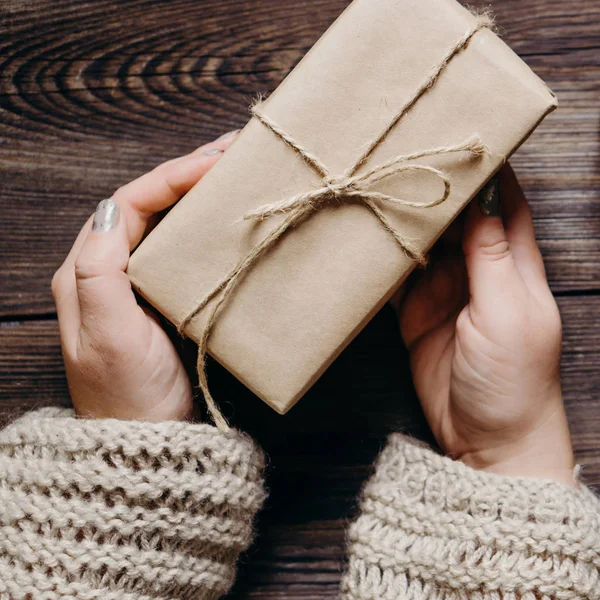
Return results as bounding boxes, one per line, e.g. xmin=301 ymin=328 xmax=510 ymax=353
xmin=0 ymin=407 xmax=267 ymax=600
xmin=340 ymin=434 xmax=600 ymax=600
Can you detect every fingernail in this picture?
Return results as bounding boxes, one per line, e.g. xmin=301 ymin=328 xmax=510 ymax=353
xmin=92 ymin=198 xmax=120 ymax=232
xmin=478 ymin=178 xmax=500 ymax=217
xmin=200 ymin=148 xmax=224 ymax=157
xmin=218 ymin=129 xmax=241 ymax=140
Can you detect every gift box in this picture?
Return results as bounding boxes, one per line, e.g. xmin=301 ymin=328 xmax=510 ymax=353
xmin=127 ymin=0 xmax=556 ymax=418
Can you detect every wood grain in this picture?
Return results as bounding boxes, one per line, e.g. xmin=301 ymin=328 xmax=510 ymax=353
xmin=1 ymin=296 xmax=599 ymax=599
xmin=1 ymin=0 xmax=600 ymax=316
xmin=1 ymin=1 xmax=599 ymax=597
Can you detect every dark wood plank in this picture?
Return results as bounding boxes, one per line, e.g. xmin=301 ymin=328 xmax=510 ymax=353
xmin=1 ymin=0 xmax=599 ymax=316
xmin=1 ymin=297 xmax=598 ymax=599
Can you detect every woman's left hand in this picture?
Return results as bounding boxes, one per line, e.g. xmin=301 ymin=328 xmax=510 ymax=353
xmin=51 ymin=133 xmax=238 ymax=422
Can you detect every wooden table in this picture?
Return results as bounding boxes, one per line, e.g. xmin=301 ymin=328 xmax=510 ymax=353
xmin=1 ymin=1 xmax=599 ymax=597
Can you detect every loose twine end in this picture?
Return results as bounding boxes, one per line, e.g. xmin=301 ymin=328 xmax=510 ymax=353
xmin=250 ymin=96 xmax=266 ymax=114
xmin=477 ymin=12 xmax=495 ymax=31
xmin=470 ymin=7 xmax=497 ymax=32
xmin=417 ymin=254 xmax=429 ymax=267
xmin=462 ymin=135 xmax=489 ymax=157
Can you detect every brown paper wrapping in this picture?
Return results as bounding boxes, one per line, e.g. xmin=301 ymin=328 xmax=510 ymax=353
xmin=128 ymin=0 xmax=557 ymax=414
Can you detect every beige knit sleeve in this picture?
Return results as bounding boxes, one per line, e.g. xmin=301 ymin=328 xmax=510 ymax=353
xmin=340 ymin=434 xmax=600 ymax=600
xmin=0 ymin=407 xmax=267 ymax=600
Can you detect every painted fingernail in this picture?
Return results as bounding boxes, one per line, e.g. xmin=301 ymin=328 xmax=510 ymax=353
xmin=478 ymin=178 xmax=500 ymax=217
xmin=92 ymin=198 xmax=120 ymax=233
xmin=201 ymin=148 xmax=224 ymax=157
xmin=218 ymin=129 xmax=241 ymax=140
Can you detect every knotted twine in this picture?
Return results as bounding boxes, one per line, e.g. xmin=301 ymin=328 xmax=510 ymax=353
xmin=179 ymin=14 xmax=494 ymax=432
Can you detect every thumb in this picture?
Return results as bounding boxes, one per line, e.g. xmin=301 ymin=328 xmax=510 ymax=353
xmin=463 ymin=180 xmax=522 ymax=311
xmin=74 ymin=198 xmax=145 ymax=341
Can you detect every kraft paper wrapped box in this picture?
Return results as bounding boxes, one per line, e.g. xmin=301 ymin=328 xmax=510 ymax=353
xmin=127 ymin=0 xmax=557 ymax=415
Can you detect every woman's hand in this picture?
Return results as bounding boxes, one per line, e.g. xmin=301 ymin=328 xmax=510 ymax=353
xmin=396 ymin=165 xmax=575 ymax=484
xmin=51 ymin=132 xmax=238 ymax=422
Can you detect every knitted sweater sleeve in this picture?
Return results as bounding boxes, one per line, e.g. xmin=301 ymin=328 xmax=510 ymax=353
xmin=0 ymin=407 xmax=267 ymax=600
xmin=340 ymin=434 xmax=600 ymax=600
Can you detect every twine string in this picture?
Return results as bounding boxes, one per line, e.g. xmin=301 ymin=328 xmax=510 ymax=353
xmin=178 ymin=15 xmax=493 ymax=431
xmin=346 ymin=13 xmax=493 ymax=177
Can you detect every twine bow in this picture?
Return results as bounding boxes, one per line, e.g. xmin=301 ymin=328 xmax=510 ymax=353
xmin=178 ymin=14 xmax=494 ymax=432
xmin=246 ymin=108 xmax=487 ymax=261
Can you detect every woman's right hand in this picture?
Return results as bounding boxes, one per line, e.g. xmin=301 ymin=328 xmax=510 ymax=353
xmin=395 ymin=165 xmax=575 ymax=484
